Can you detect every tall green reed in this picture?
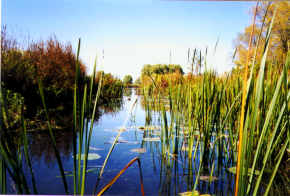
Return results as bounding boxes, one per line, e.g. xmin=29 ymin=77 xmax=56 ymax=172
xmin=141 ymin=6 xmax=288 ymax=193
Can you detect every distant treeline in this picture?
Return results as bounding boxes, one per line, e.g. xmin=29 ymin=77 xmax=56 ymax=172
xmin=140 ymin=64 xmax=184 ymax=90
xmin=141 ymin=64 xmax=183 ymax=76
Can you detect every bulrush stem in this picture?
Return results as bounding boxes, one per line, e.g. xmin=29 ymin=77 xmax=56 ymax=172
xmin=235 ymin=2 xmax=259 ymax=196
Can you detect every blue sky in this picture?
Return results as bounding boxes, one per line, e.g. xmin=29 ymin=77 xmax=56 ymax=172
xmin=2 ymin=0 xmax=255 ymax=80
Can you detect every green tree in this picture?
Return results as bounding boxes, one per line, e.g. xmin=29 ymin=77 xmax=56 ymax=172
xmin=141 ymin=64 xmax=183 ymax=77
xmin=123 ymin=75 xmax=133 ymax=85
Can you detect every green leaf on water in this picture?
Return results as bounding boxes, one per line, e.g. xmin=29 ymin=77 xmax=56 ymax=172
xmin=57 ymin=174 xmax=74 ymax=178
xmin=179 ymin=190 xmax=207 ymax=196
xmin=130 ymin=148 xmax=146 ymax=153
xmin=86 ymin=168 xmax=100 ymax=173
xmin=178 ymin=191 xmax=210 ymax=196
xmin=72 ymin=153 xmax=101 ymax=161
xmin=143 ymin=137 xmax=161 ymax=142
xmin=138 ymin=126 xmax=161 ymax=130
xmin=89 ymin=147 xmax=103 ymax=151
xmin=199 ymin=176 xmax=218 ymax=182
xmin=57 ymin=167 xmax=100 ymax=178
xmin=228 ymin=166 xmax=260 ymax=176
xmin=179 ymin=191 xmax=199 ymax=196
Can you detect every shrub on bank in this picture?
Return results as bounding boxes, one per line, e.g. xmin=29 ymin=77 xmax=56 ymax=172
xmin=1 ymin=29 xmax=124 ymax=129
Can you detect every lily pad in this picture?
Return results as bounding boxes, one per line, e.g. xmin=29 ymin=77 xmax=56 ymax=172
xmin=86 ymin=168 xmax=100 ymax=173
xmin=179 ymin=191 xmax=210 ymax=196
xmin=57 ymin=167 xmax=100 ymax=178
xmin=130 ymin=148 xmax=146 ymax=153
xmin=56 ymin=174 xmax=74 ymax=178
xmin=178 ymin=191 xmax=199 ymax=196
xmin=89 ymin=147 xmax=103 ymax=151
xmin=228 ymin=166 xmax=260 ymax=176
xmin=199 ymin=176 xmax=218 ymax=182
xmin=73 ymin=153 xmax=101 ymax=161
xmin=151 ymin=132 xmax=161 ymax=136
xmin=138 ymin=126 xmax=161 ymax=131
xmin=118 ymin=139 xmax=129 ymax=143
xmin=143 ymin=137 xmax=161 ymax=142
xmin=106 ymin=137 xmax=127 ymax=144
xmin=105 ymin=139 xmax=139 ymax=145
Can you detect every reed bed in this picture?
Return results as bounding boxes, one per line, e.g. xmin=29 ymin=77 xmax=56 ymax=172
xmin=140 ymin=6 xmax=289 ymax=194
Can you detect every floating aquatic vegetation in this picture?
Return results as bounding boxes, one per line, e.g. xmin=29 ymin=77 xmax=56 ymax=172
xmin=178 ymin=191 xmax=199 ymax=196
xmin=228 ymin=167 xmax=260 ymax=176
xmin=104 ymin=128 xmax=126 ymax=132
xmin=56 ymin=167 xmax=100 ymax=178
xmin=199 ymin=176 xmax=218 ymax=182
xmin=117 ymin=139 xmax=129 ymax=143
xmin=143 ymin=137 xmax=161 ymax=142
xmin=105 ymin=138 xmax=139 ymax=144
xmin=87 ymin=165 xmax=102 ymax=168
xmin=73 ymin=153 xmax=101 ymax=161
xmin=130 ymin=148 xmax=146 ymax=153
xmin=56 ymin=171 xmax=73 ymax=178
xmin=138 ymin=126 xmax=161 ymax=130
xmin=86 ymin=168 xmax=100 ymax=173
xmin=56 ymin=174 xmax=74 ymax=178
xmin=151 ymin=132 xmax=161 ymax=136
xmin=178 ymin=190 xmax=210 ymax=196
xmin=89 ymin=147 xmax=103 ymax=151
xmin=106 ymin=137 xmax=127 ymax=144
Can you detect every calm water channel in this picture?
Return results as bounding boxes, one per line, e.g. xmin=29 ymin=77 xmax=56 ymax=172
xmin=11 ymin=88 xmax=237 ymax=195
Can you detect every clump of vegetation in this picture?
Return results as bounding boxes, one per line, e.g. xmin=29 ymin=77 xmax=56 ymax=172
xmin=139 ymin=2 xmax=289 ymax=195
xmin=95 ymin=71 xmax=124 ymax=103
xmin=1 ymin=28 xmax=124 ymax=130
xmin=1 ymin=30 xmax=86 ymax=118
xmin=141 ymin=64 xmax=184 ymax=76
xmin=140 ymin=64 xmax=184 ymax=92
xmin=123 ymin=75 xmax=133 ymax=86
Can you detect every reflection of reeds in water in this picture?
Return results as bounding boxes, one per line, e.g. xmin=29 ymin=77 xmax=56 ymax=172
xmin=28 ymin=129 xmax=74 ymax=164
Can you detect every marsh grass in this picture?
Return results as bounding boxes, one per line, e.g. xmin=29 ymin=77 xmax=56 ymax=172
xmin=140 ymin=4 xmax=289 ymax=194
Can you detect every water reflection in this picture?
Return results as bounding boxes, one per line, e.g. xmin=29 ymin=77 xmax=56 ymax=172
xmin=27 ymin=97 xmax=124 ymax=166
xmin=28 ymin=129 xmax=74 ymax=164
xmin=123 ymin=87 xmax=133 ymax=97
xmin=139 ymin=134 xmax=236 ymax=196
xmin=8 ymin=89 xmax=286 ymax=195
xmin=99 ymin=98 xmax=124 ymax=117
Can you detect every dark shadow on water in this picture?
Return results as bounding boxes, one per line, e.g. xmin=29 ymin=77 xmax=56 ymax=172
xmin=23 ymin=97 xmax=124 ymax=165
